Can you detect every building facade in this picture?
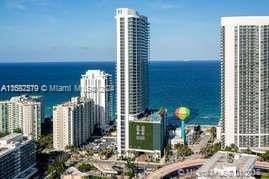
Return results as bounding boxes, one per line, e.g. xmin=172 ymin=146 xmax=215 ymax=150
xmin=220 ymin=17 xmax=269 ymax=150
xmin=0 ymin=134 xmax=37 ymax=179
xmin=0 ymin=95 xmax=43 ymax=139
xmin=80 ymin=70 xmax=113 ymax=131
xmin=53 ymin=97 xmax=94 ymax=150
xmin=115 ymin=8 xmax=150 ymax=154
xmin=128 ymin=108 xmax=166 ymax=158
xmin=0 ymin=101 xmax=9 ymax=133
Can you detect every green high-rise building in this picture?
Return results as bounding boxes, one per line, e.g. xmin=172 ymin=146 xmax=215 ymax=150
xmin=128 ymin=108 xmax=166 ymax=157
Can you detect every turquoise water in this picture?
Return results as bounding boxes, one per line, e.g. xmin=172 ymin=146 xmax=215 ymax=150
xmin=0 ymin=60 xmax=220 ymax=125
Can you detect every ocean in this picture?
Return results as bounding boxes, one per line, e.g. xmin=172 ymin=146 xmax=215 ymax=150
xmin=0 ymin=60 xmax=220 ymax=125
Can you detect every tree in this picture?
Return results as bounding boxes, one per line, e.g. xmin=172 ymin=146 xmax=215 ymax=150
xmin=210 ymin=127 xmax=216 ymax=137
xmin=13 ymin=128 xmax=22 ymax=133
xmin=47 ymin=154 xmax=68 ymax=178
xmin=224 ymin=144 xmax=239 ymax=153
xmin=174 ymin=143 xmax=193 ymax=158
xmin=0 ymin=132 xmax=9 ymax=138
xmin=125 ymin=158 xmax=135 ymax=178
xmin=200 ymin=143 xmax=221 ymax=158
xmin=86 ymin=148 xmax=94 ymax=156
xmin=65 ymin=145 xmax=76 ymax=152
xmin=37 ymin=134 xmax=53 ymax=152
xmin=241 ymin=148 xmax=254 ymax=155
xmin=260 ymin=151 xmax=269 ymax=162
xmin=78 ymin=163 xmax=93 ymax=172
xmin=164 ymin=144 xmax=172 ymax=160
xmin=98 ymin=147 xmax=113 ymax=159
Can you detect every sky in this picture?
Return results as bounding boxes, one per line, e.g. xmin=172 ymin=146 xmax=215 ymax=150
xmin=0 ymin=0 xmax=269 ymax=62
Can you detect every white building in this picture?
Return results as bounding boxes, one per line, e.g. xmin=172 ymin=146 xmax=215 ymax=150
xmin=0 ymin=100 xmax=8 ymax=133
xmin=0 ymin=133 xmax=37 ymax=179
xmin=220 ymin=17 xmax=269 ymax=150
xmin=168 ymin=128 xmax=183 ymax=148
xmin=53 ymin=97 xmax=94 ymax=150
xmin=196 ymin=151 xmax=257 ymax=179
xmin=115 ymin=8 xmax=150 ymax=154
xmin=80 ymin=70 xmax=112 ymax=131
xmin=0 ymin=95 xmax=43 ymax=139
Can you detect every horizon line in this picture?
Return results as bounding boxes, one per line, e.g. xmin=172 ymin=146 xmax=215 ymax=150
xmin=0 ymin=58 xmax=219 ymax=63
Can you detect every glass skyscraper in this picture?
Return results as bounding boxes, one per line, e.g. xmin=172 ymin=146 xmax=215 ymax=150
xmin=115 ymin=8 xmax=150 ymax=154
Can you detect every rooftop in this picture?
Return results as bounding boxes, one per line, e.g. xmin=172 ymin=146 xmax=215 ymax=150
xmin=197 ymin=151 xmax=257 ymax=178
xmin=54 ymin=97 xmax=91 ymax=109
xmin=136 ymin=108 xmax=166 ymax=122
xmin=0 ymin=133 xmax=22 ymax=142
xmin=115 ymin=8 xmax=148 ymax=20
xmin=0 ymin=133 xmax=32 ymax=156
xmin=82 ymin=69 xmax=111 ymax=78
xmin=9 ymin=95 xmax=42 ymax=104
xmin=221 ymin=16 xmax=269 ymax=26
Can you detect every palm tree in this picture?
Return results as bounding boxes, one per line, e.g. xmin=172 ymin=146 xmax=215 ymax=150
xmin=86 ymin=148 xmax=94 ymax=156
xmin=174 ymin=143 xmax=193 ymax=159
xmin=224 ymin=144 xmax=239 ymax=153
xmin=47 ymin=154 xmax=68 ymax=178
xmin=164 ymin=144 xmax=172 ymax=161
xmin=200 ymin=143 xmax=221 ymax=158
xmin=126 ymin=158 xmax=135 ymax=178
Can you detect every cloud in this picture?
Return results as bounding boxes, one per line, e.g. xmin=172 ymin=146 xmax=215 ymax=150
xmin=5 ymin=0 xmax=48 ymax=10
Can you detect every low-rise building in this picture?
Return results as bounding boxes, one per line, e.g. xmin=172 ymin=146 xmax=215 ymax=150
xmin=168 ymin=128 xmax=183 ymax=149
xmin=169 ymin=136 xmax=183 ymax=149
xmin=196 ymin=151 xmax=257 ymax=179
xmin=186 ymin=125 xmax=201 ymax=145
xmin=128 ymin=108 xmax=166 ymax=158
xmin=186 ymin=129 xmax=196 ymax=145
xmin=168 ymin=125 xmax=201 ymax=147
xmin=0 ymin=133 xmax=37 ymax=179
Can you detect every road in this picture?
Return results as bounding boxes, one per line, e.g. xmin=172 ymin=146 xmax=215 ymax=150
xmin=255 ymin=161 xmax=269 ymax=170
xmin=92 ymin=158 xmax=163 ymax=167
xmin=146 ymin=158 xmax=205 ymax=179
xmin=146 ymin=159 xmax=269 ymax=179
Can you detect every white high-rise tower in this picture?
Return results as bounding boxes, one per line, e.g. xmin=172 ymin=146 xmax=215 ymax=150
xmin=220 ymin=16 xmax=269 ymax=150
xmin=80 ymin=70 xmax=112 ymax=130
xmin=115 ymin=8 xmax=150 ymax=154
xmin=0 ymin=95 xmax=43 ymax=140
xmin=53 ymin=97 xmax=93 ymax=150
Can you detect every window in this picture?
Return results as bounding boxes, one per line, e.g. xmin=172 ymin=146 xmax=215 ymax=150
xmin=136 ymin=125 xmax=145 ymax=140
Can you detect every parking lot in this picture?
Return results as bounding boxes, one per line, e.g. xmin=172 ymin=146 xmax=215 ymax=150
xmin=83 ymin=137 xmax=117 ymax=154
